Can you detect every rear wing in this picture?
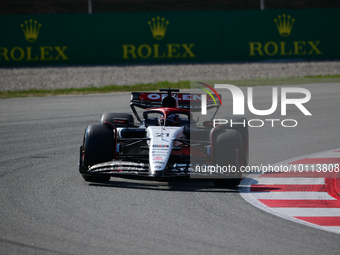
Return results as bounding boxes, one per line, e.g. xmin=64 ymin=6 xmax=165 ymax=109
xmin=130 ymin=91 xmax=221 ymax=123
xmin=130 ymin=92 xmax=221 ymax=110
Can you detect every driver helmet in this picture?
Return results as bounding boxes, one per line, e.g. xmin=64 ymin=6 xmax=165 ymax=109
xmin=166 ymin=113 xmax=180 ymax=126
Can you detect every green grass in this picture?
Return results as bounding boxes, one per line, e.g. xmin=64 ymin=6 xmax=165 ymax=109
xmin=304 ymin=74 xmax=340 ymax=78
xmin=0 ymin=81 xmax=190 ymax=99
xmin=1 ymin=74 xmax=339 ymax=99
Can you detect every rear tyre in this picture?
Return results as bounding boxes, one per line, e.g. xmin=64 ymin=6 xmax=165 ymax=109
xmin=213 ymin=117 xmax=249 ymax=167
xmin=100 ymin=113 xmax=134 ymax=127
xmin=80 ymin=125 xmax=113 ymax=182
xmin=212 ymin=129 xmax=243 ymax=188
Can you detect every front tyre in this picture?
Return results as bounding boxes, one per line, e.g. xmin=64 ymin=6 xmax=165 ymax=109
xmin=79 ymin=125 xmax=113 ymax=182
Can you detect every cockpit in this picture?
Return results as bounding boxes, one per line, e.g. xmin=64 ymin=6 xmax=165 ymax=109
xmin=142 ymin=110 xmax=192 ymax=127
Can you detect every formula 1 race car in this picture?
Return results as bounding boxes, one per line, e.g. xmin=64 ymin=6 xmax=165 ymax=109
xmin=79 ymin=88 xmax=249 ymax=187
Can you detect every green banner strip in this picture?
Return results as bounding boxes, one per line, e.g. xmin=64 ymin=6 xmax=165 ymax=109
xmin=0 ymin=9 xmax=339 ymax=66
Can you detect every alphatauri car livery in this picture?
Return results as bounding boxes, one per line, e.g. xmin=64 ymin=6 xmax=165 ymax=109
xmin=79 ymin=88 xmax=249 ymax=187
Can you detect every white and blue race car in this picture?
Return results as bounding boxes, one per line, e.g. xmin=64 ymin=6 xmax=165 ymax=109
xmin=79 ymin=88 xmax=248 ymax=187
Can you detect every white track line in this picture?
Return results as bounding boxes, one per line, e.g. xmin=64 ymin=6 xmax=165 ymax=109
xmin=251 ymin=191 xmax=336 ymax=200
xmin=273 ymin=208 xmax=340 ymax=217
xmin=325 ymin=226 xmax=340 ymax=232
xmin=254 ymin=178 xmax=325 ymax=185
xmin=308 ymin=151 xmax=340 ymax=158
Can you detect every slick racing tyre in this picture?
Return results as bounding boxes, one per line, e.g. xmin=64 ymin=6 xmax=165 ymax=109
xmin=214 ymin=117 xmax=249 ymax=167
xmin=80 ymin=125 xmax=113 ymax=182
xmin=212 ymin=129 xmax=243 ymax=188
xmin=100 ymin=113 xmax=134 ymax=127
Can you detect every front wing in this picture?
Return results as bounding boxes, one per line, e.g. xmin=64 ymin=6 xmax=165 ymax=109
xmin=80 ymin=158 xmax=240 ymax=181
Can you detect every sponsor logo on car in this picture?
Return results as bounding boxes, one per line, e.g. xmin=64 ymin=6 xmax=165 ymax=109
xmin=153 ymin=157 xmax=164 ymax=161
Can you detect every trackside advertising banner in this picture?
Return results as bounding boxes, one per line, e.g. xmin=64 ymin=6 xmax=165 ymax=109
xmin=0 ymin=9 xmax=339 ymax=66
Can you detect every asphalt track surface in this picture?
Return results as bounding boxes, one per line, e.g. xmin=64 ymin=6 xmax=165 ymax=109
xmin=0 ymin=83 xmax=339 ymax=255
